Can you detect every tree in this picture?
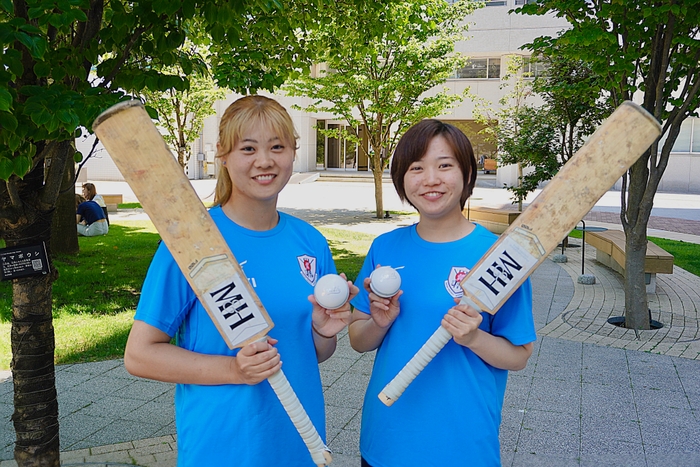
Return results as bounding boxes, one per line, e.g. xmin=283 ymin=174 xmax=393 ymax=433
xmin=517 ymin=0 xmax=700 ymax=330
xmin=471 ymin=55 xmax=538 ymax=209
xmin=142 ymin=64 xmax=226 ymax=169
xmin=477 ymin=53 xmax=609 ymax=207
xmin=285 ymin=0 xmax=478 ymax=218
xmin=496 ymin=105 xmax=558 ymax=206
xmin=1 ymin=1 xmax=386 ymax=465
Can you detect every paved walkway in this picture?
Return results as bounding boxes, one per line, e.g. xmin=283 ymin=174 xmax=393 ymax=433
xmin=2 ymin=178 xmax=700 ymax=466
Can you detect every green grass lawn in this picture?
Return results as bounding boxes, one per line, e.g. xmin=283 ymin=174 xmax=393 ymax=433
xmin=0 ymin=221 xmax=373 ymax=370
xmin=1 ymin=220 xmax=697 ymax=371
xmin=0 ymin=221 xmax=161 ymax=370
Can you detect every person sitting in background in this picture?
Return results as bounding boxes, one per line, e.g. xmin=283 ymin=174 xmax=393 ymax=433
xmin=76 ymin=194 xmax=109 ymax=236
xmin=82 ymin=182 xmax=109 ymax=225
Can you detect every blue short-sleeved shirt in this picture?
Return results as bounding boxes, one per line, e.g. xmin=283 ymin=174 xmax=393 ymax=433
xmin=351 ymin=224 xmax=536 ymax=467
xmin=135 ymin=208 xmax=335 ymax=467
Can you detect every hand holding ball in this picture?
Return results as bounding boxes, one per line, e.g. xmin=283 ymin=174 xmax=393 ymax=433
xmin=369 ymin=266 xmax=402 ymax=298
xmin=314 ymin=274 xmax=350 ymax=310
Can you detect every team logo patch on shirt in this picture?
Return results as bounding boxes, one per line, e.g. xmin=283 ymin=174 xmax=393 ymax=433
xmin=445 ymin=266 xmax=469 ymax=298
xmin=297 ymin=255 xmax=318 ymax=286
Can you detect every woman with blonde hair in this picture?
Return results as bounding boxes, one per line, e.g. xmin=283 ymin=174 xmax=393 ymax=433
xmin=124 ymin=95 xmax=356 ymax=466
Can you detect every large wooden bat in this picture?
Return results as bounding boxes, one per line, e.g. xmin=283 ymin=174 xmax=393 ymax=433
xmin=92 ymin=100 xmax=332 ymax=466
xmin=378 ymin=101 xmax=661 ymax=406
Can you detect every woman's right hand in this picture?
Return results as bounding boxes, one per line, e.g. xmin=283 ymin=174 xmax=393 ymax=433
xmin=233 ymin=337 xmax=282 ymax=385
xmin=364 ymin=277 xmax=402 ymax=329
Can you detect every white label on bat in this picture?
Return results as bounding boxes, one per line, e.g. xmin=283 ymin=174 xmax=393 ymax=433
xmin=202 ymin=273 xmax=270 ymax=347
xmin=462 ymin=236 xmax=538 ymax=311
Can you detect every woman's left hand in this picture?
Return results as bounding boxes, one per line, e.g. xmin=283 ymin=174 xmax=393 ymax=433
xmin=309 ymin=273 xmax=358 ymax=338
xmin=441 ymin=301 xmax=483 ymax=348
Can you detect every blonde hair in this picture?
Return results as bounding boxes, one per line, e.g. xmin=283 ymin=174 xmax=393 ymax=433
xmin=214 ymin=95 xmax=299 ymax=206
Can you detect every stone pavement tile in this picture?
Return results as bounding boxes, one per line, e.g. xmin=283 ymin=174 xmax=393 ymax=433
xmin=579 ymin=448 xmax=647 ymax=467
xmin=112 ymin=379 xmax=173 ymax=402
xmin=516 ymin=412 xmax=581 ymax=459
xmin=581 ymin=383 xmax=637 ymax=421
xmin=581 ymin=415 xmax=641 ymax=444
xmin=326 ymin=404 xmax=360 ymax=432
xmin=641 ymin=418 xmax=700 ymax=454
xmin=59 ymin=412 xmax=113 ymax=450
xmin=644 ymin=451 xmax=700 ymax=467
xmin=526 ymin=378 xmax=582 ymax=416
xmin=326 ymin=427 xmax=361 ymax=457
xmin=323 ymin=373 xmax=369 ymax=410
xmin=510 ymin=452 xmax=581 ymax=467
xmin=82 ymin=418 xmax=163 ymax=448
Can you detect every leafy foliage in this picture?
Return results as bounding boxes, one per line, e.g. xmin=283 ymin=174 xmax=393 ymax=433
xmin=142 ymin=57 xmax=226 ymax=168
xmin=477 ymin=53 xmax=609 ymax=206
xmin=285 ymin=0 xmax=478 ymax=217
xmin=516 ymin=0 xmax=700 ymax=329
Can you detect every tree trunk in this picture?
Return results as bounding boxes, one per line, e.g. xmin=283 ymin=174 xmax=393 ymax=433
xmin=2 ymin=160 xmax=62 ymax=466
xmin=11 ymin=273 xmax=60 ymax=467
xmin=371 ymin=155 xmax=384 ymax=218
xmin=178 ymin=146 xmax=186 ymax=168
xmin=622 ymin=156 xmax=652 ymax=331
xmin=9 ymin=218 xmax=60 ymax=466
xmin=623 ymin=237 xmax=650 ymax=330
xmin=50 ymin=145 xmax=79 ymax=255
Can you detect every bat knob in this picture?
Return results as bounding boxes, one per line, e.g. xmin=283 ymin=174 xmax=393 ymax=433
xmin=369 ymin=266 xmax=402 ymax=298
xmin=314 ymin=274 xmax=350 ymax=310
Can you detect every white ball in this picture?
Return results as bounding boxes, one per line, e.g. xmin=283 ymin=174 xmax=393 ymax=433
xmin=369 ymin=266 xmax=402 ymax=298
xmin=314 ymin=274 xmax=350 ymax=310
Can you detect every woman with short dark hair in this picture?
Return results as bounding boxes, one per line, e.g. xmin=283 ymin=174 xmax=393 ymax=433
xmin=349 ymin=119 xmax=535 ymax=467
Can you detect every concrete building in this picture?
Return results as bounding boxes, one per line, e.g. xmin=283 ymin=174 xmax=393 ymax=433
xmin=77 ymin=0 xmax=700 ymax=194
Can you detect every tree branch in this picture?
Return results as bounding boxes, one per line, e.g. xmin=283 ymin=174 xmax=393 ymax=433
xmin=100 ymin=25 xmax=151 ymax=88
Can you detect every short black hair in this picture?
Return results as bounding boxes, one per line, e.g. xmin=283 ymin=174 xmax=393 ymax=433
xmin=390 ymin=119 xmax=477 ymax=209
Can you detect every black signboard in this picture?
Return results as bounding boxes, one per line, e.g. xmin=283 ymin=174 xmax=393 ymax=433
xmin=0 ymin=242 xmax=50 ymax=280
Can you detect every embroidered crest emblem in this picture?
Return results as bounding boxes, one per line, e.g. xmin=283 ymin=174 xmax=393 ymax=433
xmin=297 ymin=255 xmax=318 ymax=286
xmin=445 ymin=266 xmax=469 ymax=298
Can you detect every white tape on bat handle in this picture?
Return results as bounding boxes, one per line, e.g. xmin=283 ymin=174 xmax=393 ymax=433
xmin=378 ymin=326 xmax=452 ymax=406
xmin=267 ymin=369 xmax=332 ymax=466
xmin=378 ymin=295 xmax=482 ymax=406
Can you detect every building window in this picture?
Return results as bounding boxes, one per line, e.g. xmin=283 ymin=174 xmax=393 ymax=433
xmin=658 ymin=117 xmax=700 ymax=153
xmin=514 ymin=0 xmax=538 ymax=5
xmin=521 ymin=57 xmax=548 ymax=78
xmin=453 ymin=58 xmax=501 ymax=79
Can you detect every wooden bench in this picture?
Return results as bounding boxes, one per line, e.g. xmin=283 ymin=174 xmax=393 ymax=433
xmin=463 ymin=206 xmax=521 ymax=234
xmin=584 ymin=229 xmax=674 ymax=293
xmin=101 ymin=194 xmax=123 ymax=212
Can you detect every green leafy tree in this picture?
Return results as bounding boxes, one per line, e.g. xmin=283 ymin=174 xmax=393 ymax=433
xmin=477 ymin=53 xmax=609 ymax=208
xmin=472 ymin=55 xmax=537 ymax=209
xmin=142 ymin=65 xmax=226 ymax=169
xmin=0 ymin=1 xmax=389 ymax=464
xmin=496 ymin=105 xmax=558 ymax=205
xmin=285 ymin=0 xmax=478 ymax=218
xmin=530 ymin=51 xmax=611 ymax=167
xmin=517 ymin=0 xmax=700 ymax=331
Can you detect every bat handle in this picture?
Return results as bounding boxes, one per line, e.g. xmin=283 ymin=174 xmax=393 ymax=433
xmin=267 ymin=368 xmax=332 ymax=466
xmin=378 ymin=325 xmax=453 ymax=406
xmin=378 ymin=295 xmax=481 ymax=406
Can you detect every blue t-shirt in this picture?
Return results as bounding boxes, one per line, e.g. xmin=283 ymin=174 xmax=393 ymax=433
xmin=76 ymin=200 xmax=105 ymax=225
xmin=135 ymin=208 xmax=336 ymax=467
xmin=351 ymin=224 xmax=536 ymax=467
